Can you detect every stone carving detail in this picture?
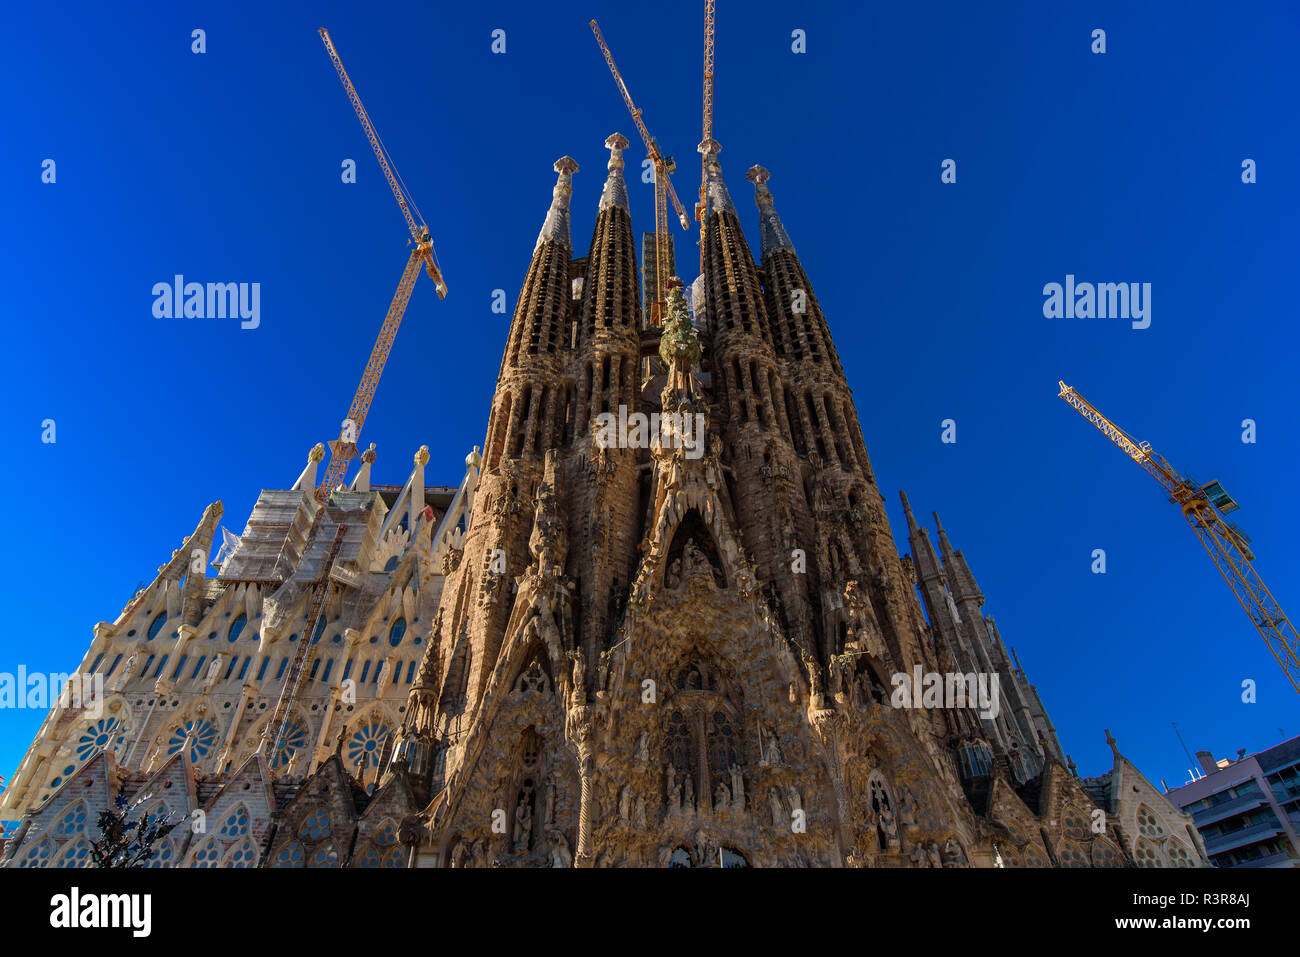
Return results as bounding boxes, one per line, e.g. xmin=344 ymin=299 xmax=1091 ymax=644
xmin=943 ymin=837 xmax=968 ymax=867
xmin=515 ymin=659 xmax=548 ymax=695
xmin=547 ymin=828 xmax=572 ymax=868
xmin=203 ymin=654 xmax=224 ymax=692
xmin=659 ymin=283 xmax=702 ymax=395
xmin=513 ymin=782 xmax=535 ymax=853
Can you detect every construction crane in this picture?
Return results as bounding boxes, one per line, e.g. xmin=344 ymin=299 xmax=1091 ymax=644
xmin=1058 ymin=381 xmax=1300 ymax=695
xmin=696 ymin=0 xmax=716 ymax=271
xmin=262 ymin=524 xmax=348 ymax=767
xmin=315 ymin=27 xmax=447 ymax=501
xmin=590 ymin=19 xmax=691 ymax=326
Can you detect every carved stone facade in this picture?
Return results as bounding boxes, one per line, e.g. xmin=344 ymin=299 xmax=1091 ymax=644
xmin=0 ymin=137 xmax=1200 ymax=869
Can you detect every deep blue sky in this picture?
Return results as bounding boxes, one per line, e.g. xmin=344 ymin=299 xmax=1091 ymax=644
xmin=2 ymin=1 xmax=1297 ymax=795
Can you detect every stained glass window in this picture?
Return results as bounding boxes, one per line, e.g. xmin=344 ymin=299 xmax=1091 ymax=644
xmin=269 ymin=722 xmax=306 ymax=770
xmin=271 ymin=842 xmax=304 ymax=868
xmin=298 ymin=810 xmax=331 ymax=842
xmin=167 ymin=719 xmax=218 ymax=763
xmin=55 ymin=801 xmax=89 ymax=836
xmin=346 ymin=723 xmax=391 ymax=770
xmin=76 ymin=717 xmax=126 ymax=762
xmin=226 ymin=839 xmax=258 ymax=868
xmin=218 ymin=804 xmax=250 ymax=839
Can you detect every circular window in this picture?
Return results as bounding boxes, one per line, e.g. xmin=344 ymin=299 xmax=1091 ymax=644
xmin=167 ymin=719 xmax=218 ymax=763
xmin=77 ymin=718 xmax=126 ymax=762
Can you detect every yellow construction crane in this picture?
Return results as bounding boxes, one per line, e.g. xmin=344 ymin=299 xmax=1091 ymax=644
xmin=696 ymin=0 xmax=716 ymax=271
xmin=315 ymin=27 xmax=447 ymax=501
xmin=1058 ymin=381 xmax=1300 ymax=694
xmin=589 ymin=19 xmax=690 ymax=326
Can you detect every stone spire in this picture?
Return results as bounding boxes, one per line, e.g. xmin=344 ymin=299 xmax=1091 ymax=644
xmin=746 ymin=165 xmax=795 ymax=258
xmin=599 ymin=133 xmax=630 ymax=212
xmin=701 ymin=143 xmax=735 ymax=218
xmin=499 ymin=155 xmax=580 ymax=372
xmin=535 ymin=156 xmax=579 ymax=252
xmin=900 ymin=489 xmax=921 ymax=537
xmin=577 ymin=134 xmax=642 ymax=341
xmin=292 ymin=443 xmax=325 ymax=493
xmin=933 ymin=511 xmax=955 ymax=557
xmin=349 ymin=444 xmax=376 ymax=493
xmin=934 ymin=510 xmax=981 ymax=602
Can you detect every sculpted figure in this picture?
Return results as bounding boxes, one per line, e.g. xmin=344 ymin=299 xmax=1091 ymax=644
xmin=548 ymin=828 xmax=572 ymax=868
xmin=513 ymin=790 xmax=533 ymax=853
xmin=728 ymin=764 xmax=745 ymax=811
xmin=879 ymin=804 xmax=898 ymax=846
xmin=714 ymin=779 xmax=730 ymax=811
xmin=633 ymin=795 xmax=647 ymax=828
xmin=450 ymin=840 xmax=468 ymax=868
xmin=898 ymin=785 xmax=918 ymax=827
xmin=802 ymin=648 xmax=824 ymax=697
xmin=536 ymin=776 xmax=554 ymax=828
xmin=942 ymin=838 xmax=967 ymax=867
xmin=682 ymin=539 xmax=708 ymax=576
xmin=203 ymin=655 xmax=224 ymax=692
xmin=666 ymin=765 xmax=680 ymax=814
xmin=768 ymin=787 xmax=785 ymax=827
xmin=597 ymin=649 xmax=611 ymax=693
xmin=763 ymin=727 xmax=783 ymax=767
xmin=112 ymin=652 xmax=140 ymax=691
xmin=570 ymin=647 xmax=586 ymax=706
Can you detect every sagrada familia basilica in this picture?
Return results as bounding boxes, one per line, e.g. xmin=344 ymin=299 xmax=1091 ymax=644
xmin=0 ymin=136 xmax=1208 ymax=869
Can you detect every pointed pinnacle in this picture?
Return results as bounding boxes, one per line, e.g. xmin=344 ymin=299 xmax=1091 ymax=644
xmin=599 ymin=133 xmax=631 ymax=212
xmin=605 ymin=132 xmax=629 ymax=165
xmin=900 ymin=490 xmax=921 ymax=536
xmin=536 ymin=156 xmax=578 ymax=251
xmin=747 ymin=165 xmax=794 ymax=257
xmin=702 ymin=148 xmax=735 ymax=218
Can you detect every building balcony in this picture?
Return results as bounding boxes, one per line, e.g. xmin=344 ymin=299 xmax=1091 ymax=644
xmin=1203 ymin=819 xmax=1286 ymax=855
xmin=1270 ymin=783 xmax=1300 ymax=803
xmin=1192 ymin=792 xmax=1268 ymax=828
xmin=1225 ymin=848 xmax=1298 ymax=868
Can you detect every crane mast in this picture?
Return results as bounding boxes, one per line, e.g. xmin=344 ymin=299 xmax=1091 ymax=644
xmin=314 ymin=28 xmax=447 ymax=502
xmin=1059 ymin=381 xmax=1300 ymax=694
xmin=589 ymin=19 xmax=690 ymax=325
xmin=697 ymin=0 xmax=716 ymax=271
